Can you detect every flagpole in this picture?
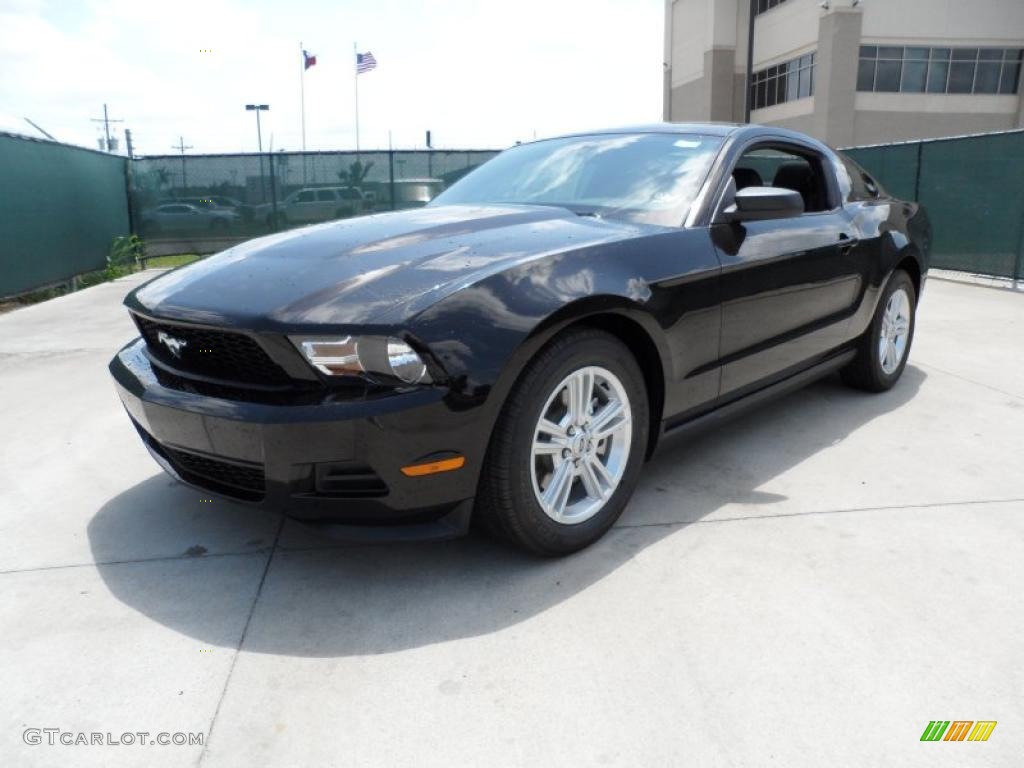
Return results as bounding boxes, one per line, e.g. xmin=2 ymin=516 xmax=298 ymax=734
xmin=300 ymin=42 xmax=307 ymax=184
xmin=354 ymin=41 xmax=360 ymax=155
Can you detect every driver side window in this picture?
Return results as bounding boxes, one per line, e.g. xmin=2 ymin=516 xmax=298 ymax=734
xmin=732 ymin=146 xmax=831 ymax=213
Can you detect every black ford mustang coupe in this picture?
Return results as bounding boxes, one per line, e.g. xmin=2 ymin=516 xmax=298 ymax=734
xmin=111 ymin=124 xmax=929 ymax=555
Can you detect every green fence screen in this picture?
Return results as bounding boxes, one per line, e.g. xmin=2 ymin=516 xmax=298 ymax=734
xmin=0 ymin=133 xmax=131 ymax=298
xmin=4 ymin=129 xmax=1022 ymax=298
xmin=845 ymin=129 xmax=1024 ymax=280
xmin=130 ymin=149 xmax=499 ymax=258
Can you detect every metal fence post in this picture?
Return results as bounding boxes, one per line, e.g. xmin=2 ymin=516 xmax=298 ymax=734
xmin=123 ymin=155 xmax=137 ymax=239
xmin=913 ymin=141 xmax=923 ymax=201
xmin=388 ymin=149 xmax=396 ymax=211
xmin=1015 ymin=208 xmax=1024 ymax=283
xmin=268 ymin=152 xmax=279 ymax=232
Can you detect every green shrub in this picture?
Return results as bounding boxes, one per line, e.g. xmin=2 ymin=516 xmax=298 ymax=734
xmin=106 ymin=234 xmax=146 ymax=279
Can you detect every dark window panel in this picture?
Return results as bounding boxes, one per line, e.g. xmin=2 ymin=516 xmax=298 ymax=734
xmin=948 ymin=61 xmax=975 ymax=92
xmin=878 ymin=46 xmax=903 ymax=60
xmin=930 ymin=48 xmax=951 ymax=61
xmin=978 ymin=48 xmax=1002 ymax=61
xmin=952 ymin=48 xmax=978 ymax=61
xmin=974 ymin=61 xmax=1001 ymax=93
xmin=875 ymin=60 xmax=902 ymax=92
xmin=857 ymin=59 xmax=876 ymax=91
xmin=798 ymin=66 xmax=811 ymax=98
xmin=787 ymin=67 xmax=800 ymax=100
xmin=999 ymin=62 xmax=1020 ymax=94
xmin=777 ymin=75 xmax=788 ymax=104
xmin=901 ymin=61 xmax=928 ymax=92
xmin=905 ymin=47 xmax=929 ymax=60
xmin=926 ymin=61 xmax=949 ymax=93
xmin=860 ymin=45 xmax=878 ymax=59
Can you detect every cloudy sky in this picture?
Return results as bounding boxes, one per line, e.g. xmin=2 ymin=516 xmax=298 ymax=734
xmin=0 ymin=0 xmax=664 ymax=156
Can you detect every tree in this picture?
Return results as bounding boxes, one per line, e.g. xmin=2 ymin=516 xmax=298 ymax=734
xmin=337 ymin=159 xmax=373 ymax=188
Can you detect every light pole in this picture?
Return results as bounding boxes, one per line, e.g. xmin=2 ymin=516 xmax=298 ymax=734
xmin=245 ymin=103 xmax=269 ymax=151
xmin=245 ymin=104 xmax=270 ymax=201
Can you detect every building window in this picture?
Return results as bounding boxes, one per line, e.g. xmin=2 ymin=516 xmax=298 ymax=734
xmin=754 ymin=0 xmax=789 ymax=16
xmin=858 ymin=46 xmax=1023 ymax=94
xmin=750 ymin=53 xmax=816 ymax=110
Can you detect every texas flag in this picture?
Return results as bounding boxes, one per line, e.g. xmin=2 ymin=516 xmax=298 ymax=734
xmin=303 ymin=50 xmax=317 ymax=70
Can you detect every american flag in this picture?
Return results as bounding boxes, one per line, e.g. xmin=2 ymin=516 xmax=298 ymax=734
xmin=356 ymin=51 xmax=377 ymax=74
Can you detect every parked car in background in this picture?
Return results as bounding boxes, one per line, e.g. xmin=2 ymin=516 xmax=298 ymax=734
xmin=112 ymin=123 xmax=929 ymax=556
xmin=140 ymin=203 xmax=241 ymax=234
xmin=260 ymin=186 xmax=367 ymax=226
xmin=201 ymin=196 xmax=255 ymax=223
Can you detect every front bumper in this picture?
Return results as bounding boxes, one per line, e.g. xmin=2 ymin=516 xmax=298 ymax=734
xmin=110 ymin=338 xmax=479 ymax=540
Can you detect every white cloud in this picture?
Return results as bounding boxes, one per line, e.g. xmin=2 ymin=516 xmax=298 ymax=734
xmin=0 ymin=0 xmax=664 ymax=154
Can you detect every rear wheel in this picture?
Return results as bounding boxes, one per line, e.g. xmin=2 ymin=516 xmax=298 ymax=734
xmin=841 ymin=269 xmax=916 ymax=392
xmin=477 ymin=329 xmax=649 ymax=556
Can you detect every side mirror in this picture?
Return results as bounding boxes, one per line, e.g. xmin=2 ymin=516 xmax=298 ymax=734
xmin=720 ymin=186 xmax=804 ymax=222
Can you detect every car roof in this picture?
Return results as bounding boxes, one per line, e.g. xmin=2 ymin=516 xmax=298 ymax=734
xmin=558 ymin=122 xmax=743 ymax=138
xmin=537 ymin=122 xmax=833 ymax=151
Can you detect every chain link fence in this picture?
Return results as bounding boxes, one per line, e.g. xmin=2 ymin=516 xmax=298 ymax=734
xmin=5 ymin=130 xmax=1022 ymax=299
xmin=844 ymin=129 xmax=1024 ymax=281
xmin=129 ymin=149 xmax=499 ymax=257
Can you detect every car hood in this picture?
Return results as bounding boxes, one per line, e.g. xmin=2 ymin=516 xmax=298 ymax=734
xmin=128 ymin=204 xmax=658 ymax=328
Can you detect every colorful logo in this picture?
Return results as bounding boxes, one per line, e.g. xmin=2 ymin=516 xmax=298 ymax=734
xmin=920 ymin=721 xmax=997 ymax=742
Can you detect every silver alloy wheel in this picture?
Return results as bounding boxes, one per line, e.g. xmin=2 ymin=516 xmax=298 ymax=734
xmin=530 ymin=365 xmax=633 ymax=525
xmin=879 ymin=287 xmax=911 ymax=375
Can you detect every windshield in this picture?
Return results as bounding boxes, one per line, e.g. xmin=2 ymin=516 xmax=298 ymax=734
xmin=431 ymin=132 xmax=723 ymax=226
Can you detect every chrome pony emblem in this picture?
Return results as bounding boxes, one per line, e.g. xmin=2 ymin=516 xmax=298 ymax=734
xmin=157 ymin=330 xmax=188 ymax=358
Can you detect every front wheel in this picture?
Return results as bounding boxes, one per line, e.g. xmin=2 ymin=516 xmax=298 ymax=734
xmin=841 ymin=269 xmax=916 ymax=392
xmin=476 ymin=328 xmax=649 ymax=556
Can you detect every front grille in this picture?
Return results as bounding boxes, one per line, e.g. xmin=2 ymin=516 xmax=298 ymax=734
xmin=161 ymin=445 xmax=266 ymax=501
xmin=151 ymin=364 xmax=326 ymax=405
xmin=133 ymin=314 xmax=291 ymax=387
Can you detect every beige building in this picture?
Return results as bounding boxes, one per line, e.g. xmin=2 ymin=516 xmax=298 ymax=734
xmin=663 ymin=0 xmax=1024 ymax=146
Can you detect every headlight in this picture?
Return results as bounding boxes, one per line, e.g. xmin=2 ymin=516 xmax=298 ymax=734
xmin=292 ymin=335 xmax=433 ymax=385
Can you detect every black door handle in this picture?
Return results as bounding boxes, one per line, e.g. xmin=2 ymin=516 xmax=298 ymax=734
xmin=838 ymin=233 xmax=858 ymax=255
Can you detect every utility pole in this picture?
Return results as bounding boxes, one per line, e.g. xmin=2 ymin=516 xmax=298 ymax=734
xmin=91 ymin=103 xmax=124 ymax=152
xmin=173 ymin=136 xmax=193 ymax=194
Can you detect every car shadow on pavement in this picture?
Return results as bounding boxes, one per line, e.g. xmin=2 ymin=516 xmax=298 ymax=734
xmin=88 ymin=366 xmax=925 ymax=658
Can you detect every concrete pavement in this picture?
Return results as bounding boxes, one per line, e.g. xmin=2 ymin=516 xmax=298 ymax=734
xmin=0 ymin=272 xmax=1021 ymax=766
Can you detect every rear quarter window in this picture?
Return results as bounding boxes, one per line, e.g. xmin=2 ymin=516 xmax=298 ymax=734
xmin=840 ymin=155 xmax=884 ymax=201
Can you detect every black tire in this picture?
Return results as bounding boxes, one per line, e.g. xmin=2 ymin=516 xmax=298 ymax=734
xmin=476 ymin=328 xmax=649 ymax=556
xmin=841 ymin=269 xmax=916 ymax=392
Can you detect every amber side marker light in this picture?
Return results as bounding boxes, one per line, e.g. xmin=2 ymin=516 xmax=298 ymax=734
xmin=401 ymin=456 xmax=466 ymax=477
